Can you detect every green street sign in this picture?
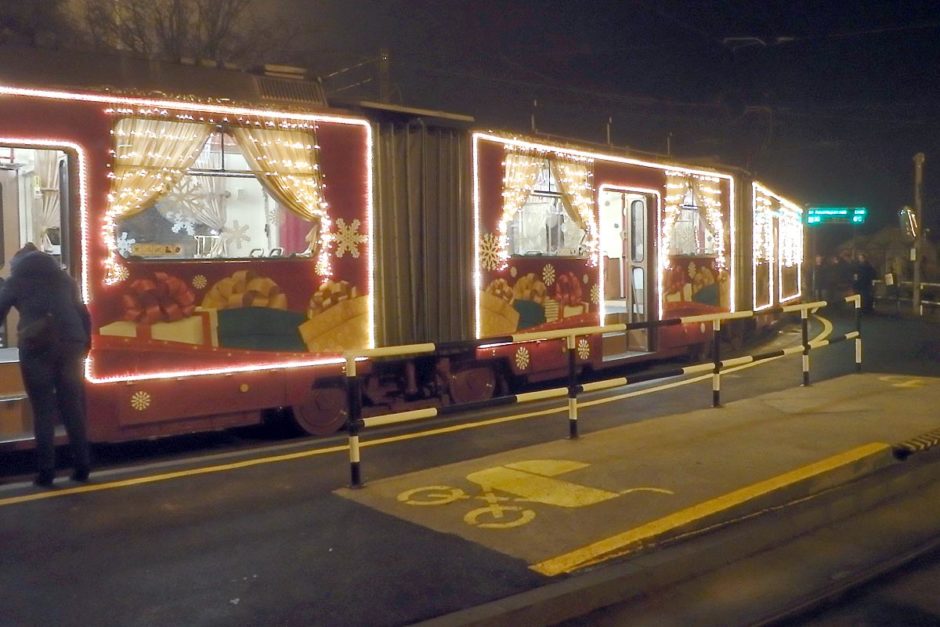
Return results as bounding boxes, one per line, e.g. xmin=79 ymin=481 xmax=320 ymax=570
xmin=806 ymin=207 xmax=867 ymax=225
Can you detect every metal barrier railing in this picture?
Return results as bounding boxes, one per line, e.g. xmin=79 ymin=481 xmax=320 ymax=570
xmin=341 ymin=295 xmax=862 ymax=487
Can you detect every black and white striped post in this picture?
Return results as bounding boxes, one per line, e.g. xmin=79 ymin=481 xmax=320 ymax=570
xmin=345 ymin=354 xmax=363 ymax=488
xmin=800 ymin=306 xmax=811 ymax=386
xmin=712 ymin=319 xmax=722 ymax=407
xmin=850 ymin=294 xmax=862 ymax=372
xmin=567 ymin=333 xmax=579 ymax=439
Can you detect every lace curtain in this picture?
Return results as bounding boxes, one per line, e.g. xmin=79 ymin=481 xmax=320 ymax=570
xmin=550 ymin=160 xmax=593 ymax=232
xmin=33 ymin=151 xmax=61 ymax=249
xmin=109 ymin=118 xmax=213 ymax=219
xmin=229 ymin=127 xmax=328 ymax=223
xmin=500 ymin=153 xmax=544 ymax=227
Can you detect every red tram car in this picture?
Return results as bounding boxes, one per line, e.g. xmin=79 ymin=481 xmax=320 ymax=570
xmin=0 ymin=47 xmax=804 ymax=447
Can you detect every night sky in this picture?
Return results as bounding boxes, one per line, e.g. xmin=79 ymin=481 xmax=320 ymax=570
xmin=282 ymin=0 xmax=940 ymax=247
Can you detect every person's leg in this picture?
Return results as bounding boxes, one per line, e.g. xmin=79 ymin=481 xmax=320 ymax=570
xmin=54 ymin=343 xmax=90 ymax=479
xmin=20 ymin=351 xmax=58 ymax=485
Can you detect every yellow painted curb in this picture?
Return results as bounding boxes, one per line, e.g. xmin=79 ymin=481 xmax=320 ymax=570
xmin=531 ymin=442 xmax=892 ymax=576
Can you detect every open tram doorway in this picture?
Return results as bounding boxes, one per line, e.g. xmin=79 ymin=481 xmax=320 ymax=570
xmin=0 ymin=145 xmax=73 ymax=351
xmin=599 ymin=187 xmax=651 ymax=359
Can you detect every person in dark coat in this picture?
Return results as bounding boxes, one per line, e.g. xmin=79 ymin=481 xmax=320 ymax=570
xmin=853 ymin=253 xmax=877 ymax=314
xmin=0 ymin=243 xmax=92 ymax=487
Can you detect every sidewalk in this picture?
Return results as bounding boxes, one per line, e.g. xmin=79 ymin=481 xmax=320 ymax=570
xmin=337 ymin=372 xmax=940 ymax=624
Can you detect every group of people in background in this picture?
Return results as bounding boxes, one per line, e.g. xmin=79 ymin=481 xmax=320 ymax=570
xmin=812 ymin=251 xmax=877 ymax=313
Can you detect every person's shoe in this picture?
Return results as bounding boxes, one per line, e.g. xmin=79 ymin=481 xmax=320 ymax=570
xmin=34 ymin=471 xmax=55 ymax=488
xmin=70 ymin=468 xmax=90 ymax=482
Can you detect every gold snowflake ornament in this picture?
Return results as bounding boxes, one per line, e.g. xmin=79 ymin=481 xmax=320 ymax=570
xmin=480 ymin=233 xmax=501 ymax=271
xmin=192 ymin=275 xmax=207 ymax=290
xmin=577 ymin=338 xmax=591 ymax=360
xmin=542 ymin=264 xmax=556 ymax=286
xmin=130 ymin=391 xmax=151 ymax=412
xmin=515 ymin=346 xmax=530 ymax=370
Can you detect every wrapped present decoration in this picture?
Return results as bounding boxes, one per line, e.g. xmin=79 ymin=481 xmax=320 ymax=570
xmin=201 ymin=270 xmax=288 ymax=310
xmin=553 ymin=272 xmax=589 ymax=318
xmin=480 ymin=278 xmax=519 ymax=336
xmin=298 ymin=280 xmax=369 ymax=352
xmin=121 ymin=272 xmax=196 ymax=324
xmin=99 ymin=309 xmax=215 ymax=347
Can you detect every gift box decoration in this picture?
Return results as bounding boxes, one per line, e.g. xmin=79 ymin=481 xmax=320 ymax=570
xmin=99 ymin=308 xmax=215 ymax=346
xmin=298 ymin=280 xmax=369 ymax=353
xmin=201 ymin=270 xmax=287 ymax=310
xmin=121 ymin=272 xmax=197 ymax=324
xmin=480 ymin=279 xmax=519 ymax=336
xmin=216 ymin=307 xmax=307 ymax=352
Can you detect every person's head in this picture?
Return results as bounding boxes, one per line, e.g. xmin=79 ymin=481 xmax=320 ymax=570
xmin=857 ymin=253 xmax=867 ymax=262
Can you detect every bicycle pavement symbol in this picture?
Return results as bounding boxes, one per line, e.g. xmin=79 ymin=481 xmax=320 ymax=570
xmin=396 ymin=459 xmax=673 ymax=529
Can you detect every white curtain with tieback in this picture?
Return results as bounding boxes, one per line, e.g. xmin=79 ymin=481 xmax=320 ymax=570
xmin=33 ymin=151 xmax=61 ymax=250
xmin=550 ymin=160 xmax=598 ymax=261
xmin=499 ymin=153 xmax=544 ymax=254
xmin=230 ymin=126 xmax=330 ymax=267
xmin=109 ymin=118 xmax=213 ymax=219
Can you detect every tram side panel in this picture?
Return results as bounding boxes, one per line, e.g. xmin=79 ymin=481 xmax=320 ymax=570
xmin=0 ymin=89 xmax=372 ymax=443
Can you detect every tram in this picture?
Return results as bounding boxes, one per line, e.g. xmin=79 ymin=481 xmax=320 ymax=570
xmin=0 ymin=46 xmax=804 ymax=447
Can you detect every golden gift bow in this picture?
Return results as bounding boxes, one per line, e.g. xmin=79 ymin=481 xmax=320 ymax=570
xmin=201 ymin=270 xmax=288 ymax=310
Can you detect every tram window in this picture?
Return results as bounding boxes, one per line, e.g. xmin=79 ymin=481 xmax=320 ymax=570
xmin=0 ymin=147 xmax=68 ymax=262
xmin=114 ymin=128 xmax=320 ymax=261
xmin=630 ymin=199 xmax=645 ymax=262
xmin=507 ymin=160 xmax=587 ymax=258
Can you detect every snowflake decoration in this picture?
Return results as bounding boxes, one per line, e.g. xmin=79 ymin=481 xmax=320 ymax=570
xmin=222 ymin=220 xmax=250 ymax=250
xmin=333 ymin=218 xmax=366 ymax=259
xmin=192 ymin=275 xmax=207 ymax=290
xmin=108 ymin=263 xmax=130 ymax=284
xmin=515 ymin=346 xmax=530 ymax=370
xmin=577 ymin=338 xmax=591 ymax=360
xmin=166 ymin=211 xmax=197 ymax=236
xmin=542 ymin=264 xmax=556 ymax=286
xmin=159 ymin=178 xmax=204 ymax=216
xmin=116 ymin=232 xmax=136 ymax=256
xmin=480 ymin=232 xmax=501 ymax=271
xmin=267 ymin=206 xmax=285 ymax=226
xmin=130 ymin=391 xmax=151 ymax=412
xmin=510 ymin=266 xmax=518 ymax=278
xmin=590 ymin=284 xmax=600 ymax=305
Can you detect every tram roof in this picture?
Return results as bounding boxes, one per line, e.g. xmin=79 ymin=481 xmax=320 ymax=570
xmin=0 ymin=45 xmax=332 ymax=114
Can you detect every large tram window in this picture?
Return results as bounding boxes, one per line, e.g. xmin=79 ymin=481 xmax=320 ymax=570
xmin=506 ymin=160 xmax=587 ymax=258
xmin=115 ymin=129 xmax=319 ymax=261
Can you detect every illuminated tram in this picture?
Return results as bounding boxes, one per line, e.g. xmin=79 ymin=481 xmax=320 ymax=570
xmin=0 ymin=46 xmax=803 ymax=447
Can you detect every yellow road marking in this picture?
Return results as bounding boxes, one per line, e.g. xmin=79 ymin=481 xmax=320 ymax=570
xmin=530 ymin=442 xmax=891 ymax=576
xmin=0 ymin=315 xmax=836 ymax=508
xmin=878 ymin=375 xmax=925 ymax=388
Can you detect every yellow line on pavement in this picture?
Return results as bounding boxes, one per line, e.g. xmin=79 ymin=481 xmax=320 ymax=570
xmin=0 ymin=315 xmax=835 ymax=508
xmin=530 ymin=442 xmax=891 ymax=576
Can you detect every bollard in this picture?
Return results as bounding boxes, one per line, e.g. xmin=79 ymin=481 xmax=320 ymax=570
xmin=345 ymin=356 xmax=364 ymax=488
xmin=854 ymin=296 xmax=862 ymax=373
xmin=567 ymin=335 xmax=579 ymax=439
xmin=801 ymin=308 xmax=810 ymax=386
xmin=712 ymin=319 xmax=722 ymax=407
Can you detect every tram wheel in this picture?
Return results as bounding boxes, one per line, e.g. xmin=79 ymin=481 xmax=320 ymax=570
xmin=291 ymin=382 xmax=348 ymax=436
xmin=449 ymin=364 xmax=497 ymax=404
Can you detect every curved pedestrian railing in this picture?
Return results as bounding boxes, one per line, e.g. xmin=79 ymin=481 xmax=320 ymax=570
xmin=339 ymin=295 xmax=863 ymax=488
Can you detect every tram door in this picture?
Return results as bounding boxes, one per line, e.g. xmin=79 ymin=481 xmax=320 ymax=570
xmin=600 ymin=189 xmax=650 ymax=356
